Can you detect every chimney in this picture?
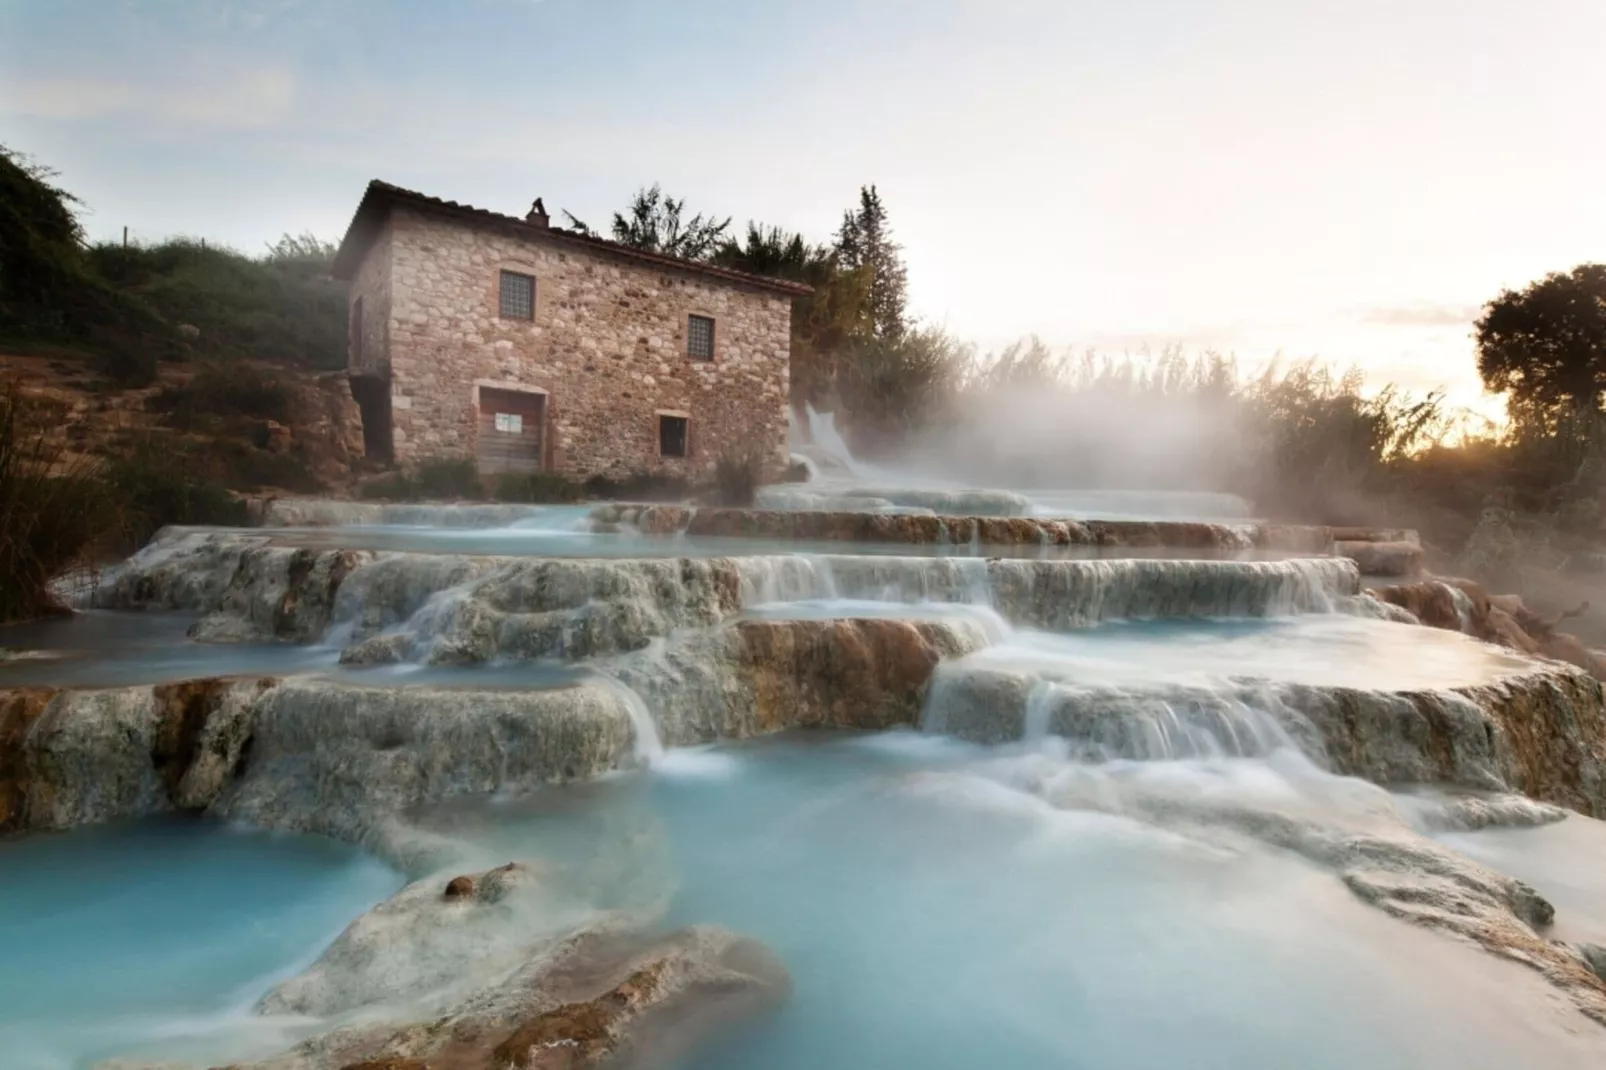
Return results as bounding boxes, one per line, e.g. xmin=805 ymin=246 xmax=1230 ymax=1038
xmin=526 ymin=197 xmax=549 ymax=229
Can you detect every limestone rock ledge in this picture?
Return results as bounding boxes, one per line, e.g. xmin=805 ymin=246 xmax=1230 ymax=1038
xmin=94 ymin=529 xmax=1361 ymax=659
xmin=0 ymin=678 xmax=634 ymax=846
xmin=591 ymin=503 xmax=1262 ymax=550
xmin=926 ymin=661 xmax=1606 ymax=817
xmin=0 ymin=617 xmax=988 ymax=842
xmin=9 ymin=612 xmax=1606 ymax=844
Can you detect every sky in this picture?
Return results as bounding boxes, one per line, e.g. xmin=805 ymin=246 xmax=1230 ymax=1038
xmin=4 ymin=0 xmax=1605 ymax=418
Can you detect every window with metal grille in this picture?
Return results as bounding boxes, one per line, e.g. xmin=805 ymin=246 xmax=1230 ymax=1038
xmin=351 ymin=295 xmax=364 ymax=360
xmin=499 ymin=270 xmax=535 ymax=320
xmin=686 ymin=314 xmax=715 ymax=360
xmin=659 ymin=414 xmax=689 ymax=458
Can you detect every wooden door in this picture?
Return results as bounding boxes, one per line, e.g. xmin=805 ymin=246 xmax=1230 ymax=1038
xmin=476 ymin=387 xmax=545 ymax=474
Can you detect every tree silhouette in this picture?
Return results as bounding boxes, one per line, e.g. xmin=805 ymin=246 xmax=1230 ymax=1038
xmin=1476 ymin=264 xmax=1606 ymax=420
xmin=562 ymin=184 xmax=730 ymax=261
xmin=834 ymin=185 xmax=908 ymax=342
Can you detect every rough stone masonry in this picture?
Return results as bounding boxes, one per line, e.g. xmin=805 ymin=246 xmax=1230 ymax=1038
xmin=335 ymin=182 xmax=808 ymax=480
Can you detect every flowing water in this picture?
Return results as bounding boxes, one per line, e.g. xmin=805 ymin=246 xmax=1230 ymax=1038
xmin=0 ymin=819 xmax=400 ymax=1070
xmin=5 ymin=446 xmax=1604 ymax=1068
xmin=784 ymin=405 xmax=1256 ymax=521
xmin=417 ymin=735 xmax=1606 ymax=1070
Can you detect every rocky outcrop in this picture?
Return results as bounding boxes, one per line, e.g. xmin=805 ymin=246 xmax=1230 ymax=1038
xmin=0 ymin=688 xmax=53 ymax=830
xmin=191 ymin=546 xmax=374 ymax=643
xmin=236 ymin=908 xmax=786 ymax=1070
xmin=92 ymin=528 xmax=273 ymax=613
xmin=739 ymin=618 xmax=979 ymax=733
xmin=338 ymin=556 xmax=745 ymax=666
xmin=605 ymin=616 xmax=993 ymax=747
xmin=258 ymin=861 xmax=555 ymax=1019
xmin=1373 ymin=576 xmax=1606 ymax=680
xmin=218 ymin=680 xmax=635 ymax=847
xmin=288 ymin=372 xmax=367 ymax=489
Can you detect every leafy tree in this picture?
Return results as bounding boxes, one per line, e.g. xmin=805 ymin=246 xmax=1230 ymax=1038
xmin=715 ymin=223 xmax=817 ymax=281
xmin=834 ymin=185 xmax=908 ymax=342
xmin=563 ymin=184 xmax=730 ymax=261
xmin=1476 ymin=264 xmax=1606 ymax=421
xmin=715 ymin=222 xmax=873 ymax=411
xmin=836 ymin=326 xmax=965 ymax=451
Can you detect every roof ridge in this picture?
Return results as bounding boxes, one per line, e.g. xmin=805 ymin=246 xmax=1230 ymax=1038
xmin=333 ymin=179 xmax=812 ymax=296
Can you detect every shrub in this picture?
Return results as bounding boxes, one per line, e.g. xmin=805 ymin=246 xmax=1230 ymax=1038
xmin=583 ymin=471 xmax=692 ymax=502
xmin=711 ymin=445 xmax=767 ymax=506
xmin=495 ymin=471 xmax=584 ymax=503
xmin=87 ymin=234 xmax=346 ymax=371
xmin=358 ymin=457 xmax=484 ymax=501
xmin=0 ymin=382 xmax=115 ymax=621
xmin=100 ymin=435 xmax=248 ymax=548
xmin=413 ymin=457 xmax=483 ymax=499
xmin=209 ymin=440 xmax=323 ymax=494
xmin=358 ymin=471 xmax=416 ymax=501
xmin=150 ymin=362 xmax=293 ymax=428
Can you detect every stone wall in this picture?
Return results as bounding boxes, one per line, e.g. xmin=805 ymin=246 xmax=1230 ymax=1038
xmin=348 ymin=220 xmax=393 ymax=379
xmin=361 ymin=206 xmax=793 ymax=479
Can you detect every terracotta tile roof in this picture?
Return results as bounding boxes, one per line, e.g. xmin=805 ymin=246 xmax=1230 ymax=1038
xmin=331 ymin=180 xmax=813 ymax=296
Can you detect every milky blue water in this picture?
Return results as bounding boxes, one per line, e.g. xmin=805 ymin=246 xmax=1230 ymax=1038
xmin=0 ymin=610 xmax=589 ymax=690
xmin=0 ymin=818 xmax=401 ymax=1070
xmin=417 ymin=734 xmax=1606 ymax=1070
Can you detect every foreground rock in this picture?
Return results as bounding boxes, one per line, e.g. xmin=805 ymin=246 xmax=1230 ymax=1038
xmin=196 ymin=863 xmax=787 ymax=1070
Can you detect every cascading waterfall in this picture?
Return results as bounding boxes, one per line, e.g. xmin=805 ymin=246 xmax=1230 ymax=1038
xmin=21 ymin=485 xmax=1606 ymax=1070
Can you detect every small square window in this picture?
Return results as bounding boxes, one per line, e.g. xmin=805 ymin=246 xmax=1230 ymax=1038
xmin=499 ymin=270 xmax=535 ymax=320
xmin=659 ymin=414 xmax=688 ymax=458
xmin=687 ymin=314 xmax=714 ymax=360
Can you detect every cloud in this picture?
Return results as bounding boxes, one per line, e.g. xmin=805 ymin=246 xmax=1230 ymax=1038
xmin=0 ymin=65 xmax=298 ymax=131
xmin=1359 ymin=303 xmax=1478 ymax=327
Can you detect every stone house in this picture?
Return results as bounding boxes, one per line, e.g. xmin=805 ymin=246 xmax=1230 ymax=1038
xmin=330 ymin=181 xmax=809 ymax=479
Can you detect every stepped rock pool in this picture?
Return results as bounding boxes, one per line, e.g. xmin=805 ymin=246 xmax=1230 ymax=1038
xmin=5 ymin=462 xmax=1606 ymax=1068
